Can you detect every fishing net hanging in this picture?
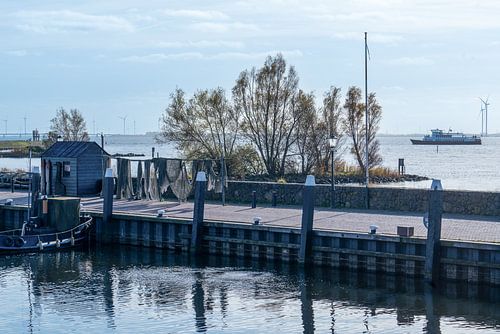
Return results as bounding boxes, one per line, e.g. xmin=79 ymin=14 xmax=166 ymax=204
xmin=154 ymin=158 xmax=170 ymax=196
xmin=116 ymin=158 xmax=134 ymax=199
xmin=166 ymin=159 xmax=182 ymax=184
xmin=148 ymin=160 xmax=160 ymax=201
xmin=143 ymin=160 xmax=152 ymax=200
xmin=171 ymin=162 xmax=192 ymax=202
xmin=136 ymin=161 xmax=145 ymax=200
xmin=191 ymin=159 xmax=217 ymax=191
xmin=214 ymin=159 xmax=228 ymax=194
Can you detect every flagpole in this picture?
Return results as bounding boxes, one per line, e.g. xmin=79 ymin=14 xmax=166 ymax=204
xmin=364 ymin=32 xmax=369 ymax=209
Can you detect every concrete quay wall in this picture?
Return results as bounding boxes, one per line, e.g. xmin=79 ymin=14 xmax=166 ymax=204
xmin=88 ymin=211 xmax=500 ymax=286
xmin=1 ymin=205 xmax=498 ymax=286
xmin=206 ymin=181 xmax=500 ymax=216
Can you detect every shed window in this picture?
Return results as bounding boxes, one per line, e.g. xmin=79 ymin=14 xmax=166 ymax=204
xmin=63 ymin=162 xmax=71 ymax=177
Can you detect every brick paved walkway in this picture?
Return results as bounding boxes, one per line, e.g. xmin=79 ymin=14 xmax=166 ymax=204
xmin=1 ymin=190 xmax=498 ymax=244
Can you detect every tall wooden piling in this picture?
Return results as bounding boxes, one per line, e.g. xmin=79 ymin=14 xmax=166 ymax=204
xmin=425 ymin=179 xmax=443 ymax=284
xmin=30 ymin=167 xmax=41 ymax=218
xmin=100 ymin=168 xmax=114 ymax=243
xmin=191 ymin=171 xmax=207 ymax=253
xmin=299 ymin=175 xmax=315 ymax=264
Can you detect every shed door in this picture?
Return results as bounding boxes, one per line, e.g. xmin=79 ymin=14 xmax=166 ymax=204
xmin=54 ymin=162 xmax=66 ymax=195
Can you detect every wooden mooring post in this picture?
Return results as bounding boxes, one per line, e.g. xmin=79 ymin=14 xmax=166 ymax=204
xmin=299 ymin=175 xmax=315 ymax=264
xmin=398 ymin=158 xmax=405 ymax=175
xmin=424 ymin=179 xmax=443 ymax=285
xmin=100 ymin=168 xmax=114 ymax=243
xmin=30 ymin=167 xmax=41 ymax=218
xmin=191 ymin=171 xmax=206 ymax=253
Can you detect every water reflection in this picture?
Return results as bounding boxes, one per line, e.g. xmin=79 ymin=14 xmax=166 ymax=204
xmin=0 ymin=245 xmax=499 ymax=333
xmin=193 ymin=272 xmax=207 ymax=332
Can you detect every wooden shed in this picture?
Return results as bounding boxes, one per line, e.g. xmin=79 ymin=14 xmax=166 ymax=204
xmin=41 ymin=141 xmax=110 ymax=196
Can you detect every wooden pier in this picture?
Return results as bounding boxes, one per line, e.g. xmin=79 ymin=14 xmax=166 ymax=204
xmin=0 ymin=187 xmax=499 ymax=286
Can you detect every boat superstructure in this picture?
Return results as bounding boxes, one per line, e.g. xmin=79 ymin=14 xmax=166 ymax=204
xmin=410 ymin=129 xmax=481 ymax=145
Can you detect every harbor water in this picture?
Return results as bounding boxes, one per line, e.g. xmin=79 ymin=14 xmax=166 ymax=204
xmin=2 ymin=135 xmax=500 ymax=191
xmin=0 ymin=245 xmax=498 ymax=333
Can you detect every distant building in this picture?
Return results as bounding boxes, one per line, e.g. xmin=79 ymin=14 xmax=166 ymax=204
xmin=41 ymin=141 xmax=110 ymax=196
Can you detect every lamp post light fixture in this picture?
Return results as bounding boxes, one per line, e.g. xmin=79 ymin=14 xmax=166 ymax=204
xmin=329 ymin=136 xmax=337 ymax=208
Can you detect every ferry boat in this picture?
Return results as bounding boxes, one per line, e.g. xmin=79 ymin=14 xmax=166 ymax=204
xmin=410 ymin=129 xmax=481 ymax=145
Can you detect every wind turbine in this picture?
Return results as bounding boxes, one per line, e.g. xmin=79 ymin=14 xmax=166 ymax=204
xmin=118 ymin=115 xmax=127 ymax=135
xmin=479 ymin=97 xmax=490 ymax=137
xmin=478 ymin=104 xmax=485 ymax=136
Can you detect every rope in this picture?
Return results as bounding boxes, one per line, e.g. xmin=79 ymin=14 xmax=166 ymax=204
xmin=0 ymin=216 xmax=92 ymax=237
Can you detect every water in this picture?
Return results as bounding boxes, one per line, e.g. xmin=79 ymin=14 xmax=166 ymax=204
xmin=0 ymin=246 xmax=498 ymax=333
xmin=2 ymin=134 xmax=500 ymax=191
xmin=374 ymin=136 xmax=500 ymax=191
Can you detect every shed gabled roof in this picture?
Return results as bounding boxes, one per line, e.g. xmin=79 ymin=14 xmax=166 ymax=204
xmin=41 ymin=141 xmax=110 ymax=158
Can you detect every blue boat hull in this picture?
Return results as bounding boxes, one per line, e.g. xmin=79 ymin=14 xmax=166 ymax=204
xmin=0 ymin=216 xmax=92 ymax=254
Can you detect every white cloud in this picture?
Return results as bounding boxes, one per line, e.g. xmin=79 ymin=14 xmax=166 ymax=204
xmin=190 ymin=22 xmax=259 ymax=33
xmin=387 ymin=57 xmax=434 ymax=66
xmin=155 ymin=40 xmax=245 ymax=49
xmin=162 ymin=9 xmax=228 ymax=20
xmin=381 ymin=85 xmax=405 ymax=92
xmin=120 ymin=52 xmax=204 ymax=63
xmin=306 ymin=1 xmax=500 ymax=33
xmin=210 ymin=49 xmax=302 ymax=60
xmin=120 ymin=49 xmax=302 ymax=63
xmin=13 ymin=10 xmax=135 ymax=33
xmin=333 ymin=32 xmax=403 ymax=44
xmin=4 ymin=50 xmax=28 ymax=57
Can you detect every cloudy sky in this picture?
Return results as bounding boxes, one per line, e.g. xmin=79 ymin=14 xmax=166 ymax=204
xmin=1 ymin=0 xmax=500 ymax=135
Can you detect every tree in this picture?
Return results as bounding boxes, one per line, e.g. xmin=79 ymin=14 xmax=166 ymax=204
xmin=233 ymin=54 xmax=303 ymax=177
xmin=318 ymin=86 xmax=345 ymax=174
xmin=343 ymin=87 xmax=382 ymax=174
xmin=159 ymin=87 xmax=259 ymax=177
xmin=159 ymin=87 xmax=240 ymax=160
xmin=292 ymin=90 xmax=319 ymax=174
xmin=50 ymin=108 xmax=89 ymax=141
xmin=365 ymin=92 xmax=383 ymax=168
xmin=344 ymin=87 xmax=364 ymax=171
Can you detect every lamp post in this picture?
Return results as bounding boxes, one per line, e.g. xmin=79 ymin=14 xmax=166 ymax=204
xmin=329 ymin=136 xmax=337 ymax=208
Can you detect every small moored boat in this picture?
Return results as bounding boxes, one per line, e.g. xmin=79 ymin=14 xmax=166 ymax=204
xmin=0 ymin=215 xmax=92 ymax=253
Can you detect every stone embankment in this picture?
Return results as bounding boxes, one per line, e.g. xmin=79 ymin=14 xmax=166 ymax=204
xmin=206 ymin=181 xmax=500 ymax=216
xmin=242 ymin=173 xmax=428 ymax=184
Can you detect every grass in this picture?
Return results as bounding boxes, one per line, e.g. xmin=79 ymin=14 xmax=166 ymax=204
xmin=0 ymin=140 xmax=44 ymax=150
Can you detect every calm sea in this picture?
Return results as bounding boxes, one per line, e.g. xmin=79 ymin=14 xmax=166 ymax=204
xmin=2 ymin=134 xmax=500 ymax=191
xmin=0 ymin=245 xmax=498 ymax=333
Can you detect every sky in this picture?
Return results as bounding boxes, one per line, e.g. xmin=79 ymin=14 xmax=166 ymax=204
xmin=1 ymin=0 xmax=500 ymax=135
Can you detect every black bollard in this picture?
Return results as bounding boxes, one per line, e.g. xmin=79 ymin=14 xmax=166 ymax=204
xmin=272 ymin=190 xmax=277 ymax=207
xmin=100 ymin=168 xmax=114 ymax=243
xmin=424 ymin=179 xmax=443 ymax=285
xmin=299 ymin=175 xmax=316 ymax=264
xmin=191 ymin=171 xmax=207 ymax=253
xmin=251 ymin=190 xmax=256 ymax=209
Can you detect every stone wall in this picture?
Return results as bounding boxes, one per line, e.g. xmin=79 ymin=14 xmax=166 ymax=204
xmin=129 ymin=177 xmax=500 ymax=216
xmin=205 ymin=181 xmax=500 ymax=216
